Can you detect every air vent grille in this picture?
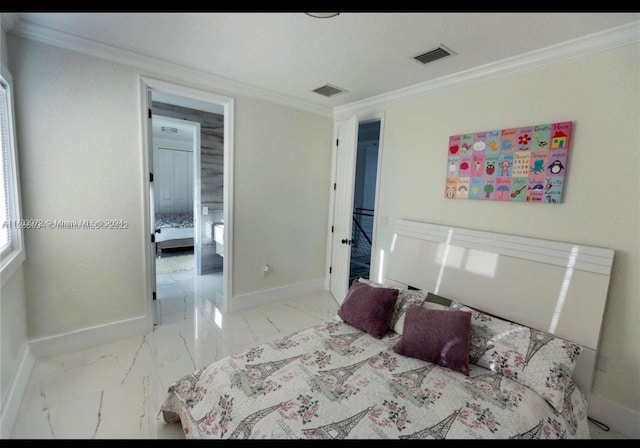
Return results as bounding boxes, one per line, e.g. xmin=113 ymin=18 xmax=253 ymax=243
xmin=312 ymin=84 xmax=346 ymax=97
xmin=414 ymin=46 xmax=453 ymax=65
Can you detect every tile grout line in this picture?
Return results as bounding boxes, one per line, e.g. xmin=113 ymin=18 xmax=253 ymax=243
xmin=41 ymin=390 xmax=55 ymax=438
xmin=121 ymin=335 xmax=147 ymax=385
xmin=92 ymin=391 xmax=104 ymax=439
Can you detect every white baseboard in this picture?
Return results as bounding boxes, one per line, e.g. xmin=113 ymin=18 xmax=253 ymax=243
xmin=28 ymin=315 xmax=148 ymax=359
xmin=0 ymin=344 xmax=34 ymax=439
xmin=589 ymin=393 xmax=640 ymax=439
xmin=229 ymin=278 xmax=325 ymax=312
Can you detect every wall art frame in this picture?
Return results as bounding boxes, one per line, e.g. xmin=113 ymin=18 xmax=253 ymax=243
xmin=445 ymin=121 xmax=572 ymax=203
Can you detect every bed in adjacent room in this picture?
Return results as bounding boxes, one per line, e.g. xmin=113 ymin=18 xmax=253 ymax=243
xmin=155 ymin=213 xmax=194 ymax=255
xmin=159 ymin=220 xmax=615 ymax=439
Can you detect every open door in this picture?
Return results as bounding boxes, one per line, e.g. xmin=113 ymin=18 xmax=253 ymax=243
xmin=329 ymin=115 xmax=358 ymax=304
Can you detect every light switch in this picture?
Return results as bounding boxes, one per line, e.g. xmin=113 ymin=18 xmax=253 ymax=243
xmin=203 ymin=206 xmax=209 ymax=215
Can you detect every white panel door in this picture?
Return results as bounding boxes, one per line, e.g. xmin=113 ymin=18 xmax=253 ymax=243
xmin=157 ymin=148 xmax=174 ymax=214
xmin=173 ymin=150 xmax=188 ymax=213
xmin=330 ymin=115 xmax=358 ymax=304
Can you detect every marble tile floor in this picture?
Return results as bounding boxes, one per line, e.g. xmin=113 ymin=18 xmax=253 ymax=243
xmin=155 ymin=268 xmax=223 ymax=325
xmin=11 ymin=279 xmax=339 ymax=438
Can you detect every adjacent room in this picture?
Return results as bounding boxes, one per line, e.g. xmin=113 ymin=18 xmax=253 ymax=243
xmin=150 ymin=89 xmax=227 ymax=326
xmin=0 ymin=12 xmax=638 ymax=440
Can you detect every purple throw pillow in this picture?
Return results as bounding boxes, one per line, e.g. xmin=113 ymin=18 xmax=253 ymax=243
xmin=337 ymin=280 xmax=399 ymax=338
xmin=393 ymin=305 xmax=472 ymax=376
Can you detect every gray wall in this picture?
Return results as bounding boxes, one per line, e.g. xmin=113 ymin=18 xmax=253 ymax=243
xmin=1 ymin=22 xmax=7 ymax=66
xmin=353 ymin=121 xmax=381 ymax=212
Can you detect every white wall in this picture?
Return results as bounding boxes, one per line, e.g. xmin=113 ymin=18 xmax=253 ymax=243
xmin=234 ymin=99 xmax=331 ymax=295
xmin=0 ymin=22 xmax=29 ymax=417
xmin=7 ymin=35 xmax=332 ymax=339
xmin=336 ymin=44 xmax=640 ymax=414
xmin=9 ymin=36 xmax=147 ymax=339
xmin=0 ymin=265 xmax=28 ymax=412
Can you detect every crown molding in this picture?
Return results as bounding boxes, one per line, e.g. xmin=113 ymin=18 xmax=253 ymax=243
xmin=8 ymin=18 xmax=639 ymax=119
xmin=10 ymin=19 xmax=332 ymax=117
xmin=334 ymin=21 xmax=640 ymax=116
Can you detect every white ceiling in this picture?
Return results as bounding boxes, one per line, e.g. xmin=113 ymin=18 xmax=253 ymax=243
xmin=13 ymin=12 xmax=640 ymax=109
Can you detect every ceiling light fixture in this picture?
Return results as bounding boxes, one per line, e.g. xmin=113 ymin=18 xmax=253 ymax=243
xmin=161 ymin=127 xmax=178 ymax=134
xmin=305 ymin=13 xmax=340 ymax=18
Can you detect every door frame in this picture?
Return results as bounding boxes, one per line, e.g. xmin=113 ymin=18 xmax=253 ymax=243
xmin=152 ymin=115 xmax=201 ymax=275
xmin=140 ymin=76 xmax=235 ymax=331
xmin=324 ymin=112 xmax=386 ymax=293
xmin=323 ymin=121 xmax=341 ymax=291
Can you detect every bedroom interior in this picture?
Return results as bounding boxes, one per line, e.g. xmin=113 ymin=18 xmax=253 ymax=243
xmin=151 ymin=94 xmax=224 ymax=273
xmin=152 ymin=114 xmax=196 ymax=264
xmin=160 ymin=220 xmax=614 ymax=438
xmin=0 ymin=12 xmax=638 ymax=440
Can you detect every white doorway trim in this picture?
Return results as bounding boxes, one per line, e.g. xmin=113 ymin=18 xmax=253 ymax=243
xmin=140 ymin=76 xmax=235 ymax=331
xmin=323 ymin=122 xmax=341 ymax=292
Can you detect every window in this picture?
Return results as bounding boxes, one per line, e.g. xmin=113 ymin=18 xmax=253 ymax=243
xmin=0 ymin=66 xmax=24 ymax=278
xmin=1 ymin=77 xmax=11 ymax=253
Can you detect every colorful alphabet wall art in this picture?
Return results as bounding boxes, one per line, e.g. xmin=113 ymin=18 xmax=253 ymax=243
xmin=445 ymin=121 xmax=572 ymax=203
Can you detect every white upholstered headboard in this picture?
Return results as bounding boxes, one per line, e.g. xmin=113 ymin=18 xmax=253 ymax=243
xmin=385 ymin=219 xmax=614 ymax=405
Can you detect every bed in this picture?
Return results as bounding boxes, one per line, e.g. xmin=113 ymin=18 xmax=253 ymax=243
xmin=155 ymin=213 xmax=194 ymax=255
xmin=160 ymin=220 xmax=615 ymax=439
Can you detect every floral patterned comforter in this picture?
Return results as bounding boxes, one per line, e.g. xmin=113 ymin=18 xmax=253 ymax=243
xmin=155 ymin=213 xmax=193 ymax=229
xmin=160 ymin=319 xmax=590 ymax=439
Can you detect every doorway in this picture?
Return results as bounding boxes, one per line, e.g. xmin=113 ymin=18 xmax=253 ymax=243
xmin=328 ymin=114 xmax=384 ymax=303
xmin=141 ymin=77 xmax=234 ymax=329
xmin=151 ymin=114 xmax=201 ymax=324
xmin=349 ymin=120 xmax=381 ymax=284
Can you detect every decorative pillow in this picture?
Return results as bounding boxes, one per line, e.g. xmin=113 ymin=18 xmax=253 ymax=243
xmin=356 ymin=278 xmax=448 ymax=334
xmin=450 ymin=302 xmax=583 ymax=412
xmin=337 ymin=280 xmax=399 ymax=338
xmin=393 ymin=306 xmax=472 ymax=376
xmin=393 ymin=296 xmax=449 ymax=336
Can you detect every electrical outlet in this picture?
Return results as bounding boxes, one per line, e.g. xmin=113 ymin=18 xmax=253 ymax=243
xmin=203 ymin=206 xmax=208 ymax=215
xmin=262 ymin=265 xmax=271 ymax=277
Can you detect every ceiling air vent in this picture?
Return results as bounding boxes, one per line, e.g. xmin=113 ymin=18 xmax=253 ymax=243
xmin=413 ymin=45 xmax=454 ymax=65
xmin=312 ymin=84 xmax=346 ymax=98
